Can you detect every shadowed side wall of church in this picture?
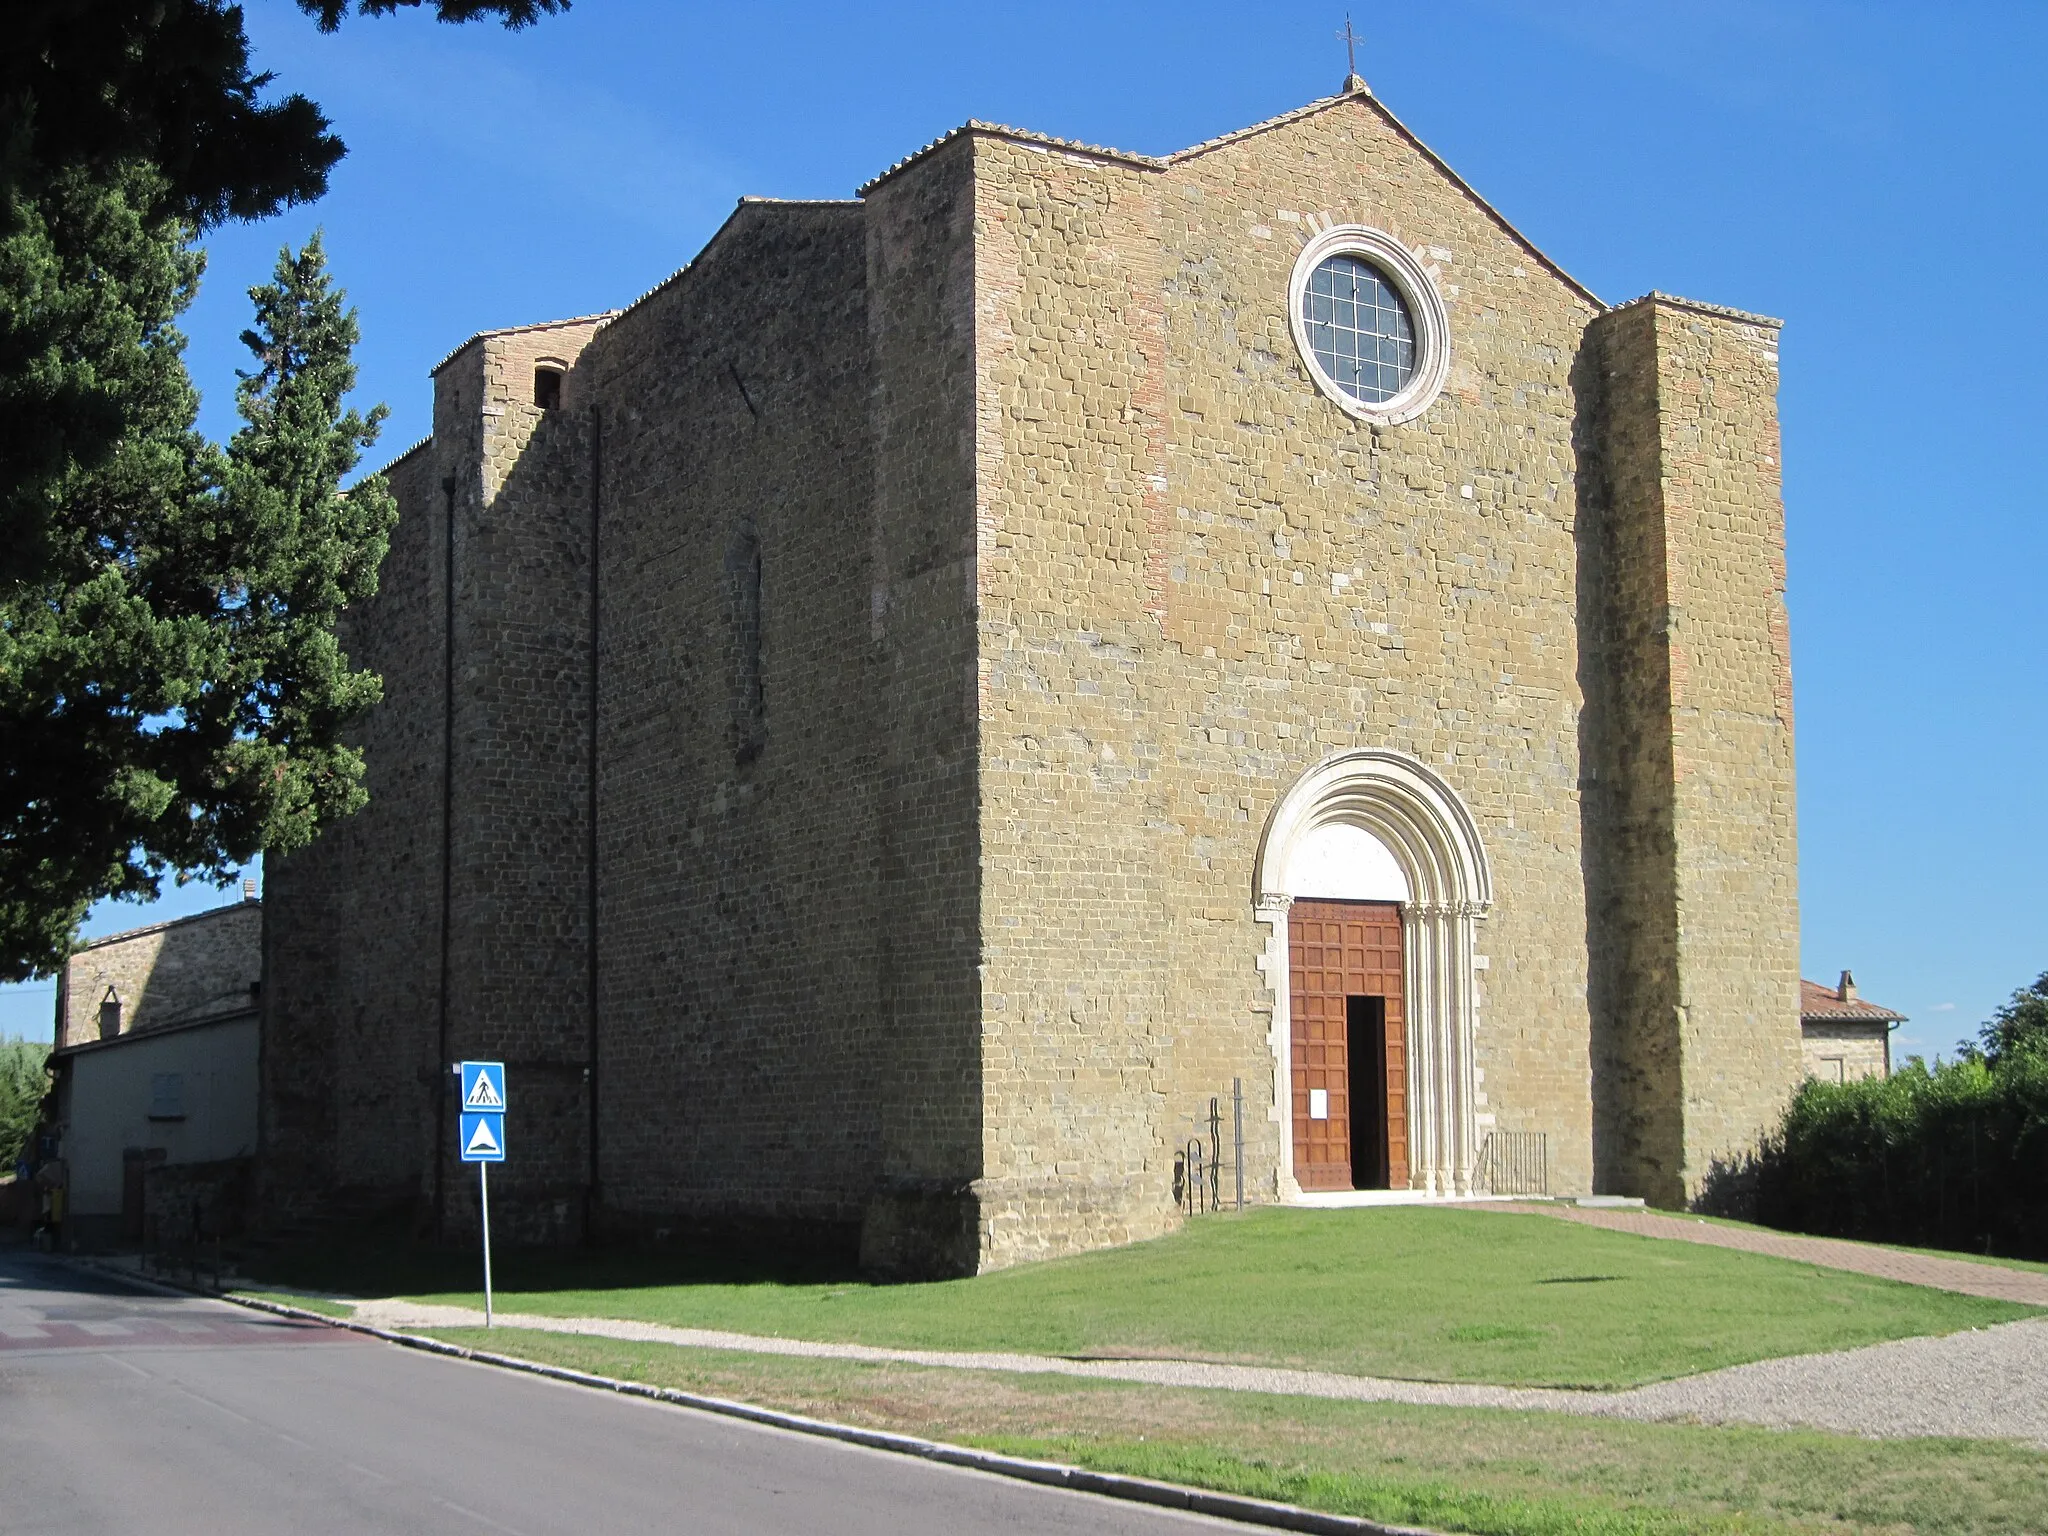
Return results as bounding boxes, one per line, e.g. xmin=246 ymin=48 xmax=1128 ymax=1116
xmin=582 ymin=203 xmax=890 ymax=1247
xmin=1580 ymin=296 xmax=1800 ymax=1205
xmin=858 ymin=145 xmax=990 ymax=1277
xmin=263 ymin=314 xmax=606 ymax=1240
xmin=440 ymin=321 xmax=605 ymax=1241
xmin=262 ymin=437 xmax=444 ymax=1218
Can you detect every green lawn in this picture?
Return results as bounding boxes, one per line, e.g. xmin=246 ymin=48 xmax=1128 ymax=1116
xmin=430 ymin=1329 xmax=2048 ymax=1536
xmin=355 ymin=1207 xmax=2042 ymax=1389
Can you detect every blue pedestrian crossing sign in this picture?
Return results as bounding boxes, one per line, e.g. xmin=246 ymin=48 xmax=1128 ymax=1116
xmin=459 ymin=1111 xmax=505 ymax=1162
xmin=453 ymin=1062 xmax=505 ymax=1324
xmin=460 ymin=1061 xmax=506 ymax=1112
xmin=457 ymin=1061 xmax=505 ymax=1163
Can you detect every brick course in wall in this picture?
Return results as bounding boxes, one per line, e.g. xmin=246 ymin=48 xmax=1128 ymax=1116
xmin=261 ymin=83 xmax=1802 ymax=1271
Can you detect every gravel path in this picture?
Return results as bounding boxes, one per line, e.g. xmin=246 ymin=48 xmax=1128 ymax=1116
xmin=346 ymin=1299 xmax=2048 ymax=1448
xmin=1615 ymin=1319 xmax=2048 ymax=1444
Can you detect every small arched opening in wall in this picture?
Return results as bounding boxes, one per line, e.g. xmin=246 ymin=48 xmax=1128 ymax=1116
xmin=1254 ymin=749 xmax=1492 ymax=1200
xmin=533 ymin=359 xmax=568 ymax=411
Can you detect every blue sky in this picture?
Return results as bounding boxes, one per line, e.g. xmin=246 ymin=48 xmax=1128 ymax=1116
xmin=5 ymin=1 xmax=2043 ymax=1064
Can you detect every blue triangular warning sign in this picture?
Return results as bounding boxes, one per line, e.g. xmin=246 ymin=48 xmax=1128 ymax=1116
xmin=463 ymin=1064 xmax=504 ymax=1110
xmin=465 ymin=1117 xmax=500 ymax=1157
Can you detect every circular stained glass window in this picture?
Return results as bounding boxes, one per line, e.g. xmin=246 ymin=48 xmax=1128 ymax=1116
xmin=1301 ymin=254 xmax=1416 ymax=406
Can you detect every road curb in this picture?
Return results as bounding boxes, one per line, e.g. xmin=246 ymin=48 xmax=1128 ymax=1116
xmin=215 ymin=1290 xmax=1440 ymax=1536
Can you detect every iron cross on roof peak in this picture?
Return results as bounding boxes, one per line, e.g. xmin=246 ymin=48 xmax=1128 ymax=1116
xmin=1338 ymin=15 xmax=1370 ymax=95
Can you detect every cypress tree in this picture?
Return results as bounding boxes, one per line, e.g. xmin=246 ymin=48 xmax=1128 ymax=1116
xmin=0 ymin=227 xmax=396 ymax=979
xmin=2 ymin=1 xmax=563 ymax=977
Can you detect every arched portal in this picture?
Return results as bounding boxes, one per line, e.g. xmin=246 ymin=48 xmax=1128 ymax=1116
xmin=1254 ymin=750 xmax=1493 ymax=1196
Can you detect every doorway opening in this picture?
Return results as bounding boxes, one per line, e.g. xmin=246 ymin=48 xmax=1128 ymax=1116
xmin=1287 ymin=898 xmax=1409 ymax=1192
xmin=1348 ymin=995 xmax=1391 ymax=1189
xmin=1260 ymin=752 xmax=1495 ymax=1196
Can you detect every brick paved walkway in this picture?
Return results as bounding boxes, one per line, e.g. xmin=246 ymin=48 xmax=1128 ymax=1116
xmin=1490 ymin=1203 xmax=2048 ymax=1305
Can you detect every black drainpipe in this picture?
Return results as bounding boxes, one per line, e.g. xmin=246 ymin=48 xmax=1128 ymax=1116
xmin=585 ymin=408 xmax=602 ymax=1242
xmin=435 ymin=470 xmax=458 ymax=1240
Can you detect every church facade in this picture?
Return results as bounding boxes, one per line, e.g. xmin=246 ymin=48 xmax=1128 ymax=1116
xmin=262 ymin=81 xmax=1801 ymax=1276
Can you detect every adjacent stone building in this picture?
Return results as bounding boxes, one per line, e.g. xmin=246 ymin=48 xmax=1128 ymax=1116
xmin=55 ymin=893 xmax=262 ymax=1052
xmin=263 ymin=78 xmax=1803 ymax=1274
xmin=49 ymin=895 xmax=263 ymax=1248
xmin=1800 ymin=972 xmax=1901 ymax=1082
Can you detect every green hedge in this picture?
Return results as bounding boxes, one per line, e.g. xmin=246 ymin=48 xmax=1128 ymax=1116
xmin=0 ymin=1038 xmax=48 ymax=1170
xmin=1704 ymin=1051 xmax=2048 ymax=1261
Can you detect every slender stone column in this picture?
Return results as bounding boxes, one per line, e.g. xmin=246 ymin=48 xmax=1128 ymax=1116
xmin=1253 ymin=893 xmax=1296 ymax=1200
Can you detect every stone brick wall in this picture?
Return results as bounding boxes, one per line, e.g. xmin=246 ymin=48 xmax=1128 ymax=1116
xmin=963 ymin=93 xmax=1611 ymax=1264
xmin=1577 ymin=298 xmax=1683 ymax=1201
xmin=1161 ymin=98 xmax=1608 ymax=1210
xmin=263 ymin=316 xmax=605 ymax=1237
xmin=441 ymin=318 xmax=607 ymax=1241
xmin=969 ymin=138 xmax=1180 ymax=1265
xmin=859 ymin=148 xmax=990 ymax=1276
xmin=576 ymin=201 xmax=894 ymax=1252
xmin=1801 ymin=1023 xmax=1888 ymax=1082
xmin=263 ymin=436 xmax=440 ymax=1214
xmin=1581 ymin=295 xmax=1801 ymax=1206
xmin=57 ymin=902 xmax=261 ymax=1048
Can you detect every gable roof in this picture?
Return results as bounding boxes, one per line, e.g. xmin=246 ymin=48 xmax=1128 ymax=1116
xmin=604 ymin=196 xmax=862 ymax=337
xmin=1606 ymin=291 xmax=1783 ymax=330
xmin=53 ymin=1002 xmax=258 ymax=1058
xmin=1176 ymin=87 xmax=1602 ymax=309
xmin=429 ymin=312 xmax=620 ymax=378
xmin=70 ymin=898 xmax=258 ymax=952
xmin=858 ymin=82 xmax=1602 ymax=310
xmin=1801 ymin=978 xmax=1907 ymax=1024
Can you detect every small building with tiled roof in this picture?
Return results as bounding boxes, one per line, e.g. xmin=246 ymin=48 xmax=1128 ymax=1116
xmin=47 ymin=893 xmax=263 ymax=1249
xmin=1800 ymin=971 xmax=1904 ymax=1082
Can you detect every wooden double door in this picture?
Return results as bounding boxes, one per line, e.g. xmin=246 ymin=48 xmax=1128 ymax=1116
xmin=1288 ymin=899 xmax=1410 ymax=1192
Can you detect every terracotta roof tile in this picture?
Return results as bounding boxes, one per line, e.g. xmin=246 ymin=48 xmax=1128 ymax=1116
xmin=1801 ymin=977 xmax=1906 ymax=1023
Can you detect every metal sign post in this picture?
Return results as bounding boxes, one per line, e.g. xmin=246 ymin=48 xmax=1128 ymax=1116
xmin=1233 ymin=1077 xmax=1245 ymax=1210
xmin=456 ymin=1061 xmax=506 ymax=1328
xmin=479 ymin=1161 xmax=494 ymax=1327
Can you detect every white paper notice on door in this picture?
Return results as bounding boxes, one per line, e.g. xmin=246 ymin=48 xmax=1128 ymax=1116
xmin=1308 ymin=1087 xmax=1329 ymax=1120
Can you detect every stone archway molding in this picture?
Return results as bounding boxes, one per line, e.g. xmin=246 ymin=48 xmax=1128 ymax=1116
xmin=1254 ymin=749 xmax=1493 ymax=1197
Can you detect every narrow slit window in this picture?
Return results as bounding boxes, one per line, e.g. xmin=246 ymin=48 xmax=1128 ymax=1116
xmin=727 ymin=527 xmax=766 ymax=764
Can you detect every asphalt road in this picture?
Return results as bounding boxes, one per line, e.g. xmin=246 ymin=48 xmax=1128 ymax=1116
xmin=0 ymin=1249 xmax=1239 ymax=1535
